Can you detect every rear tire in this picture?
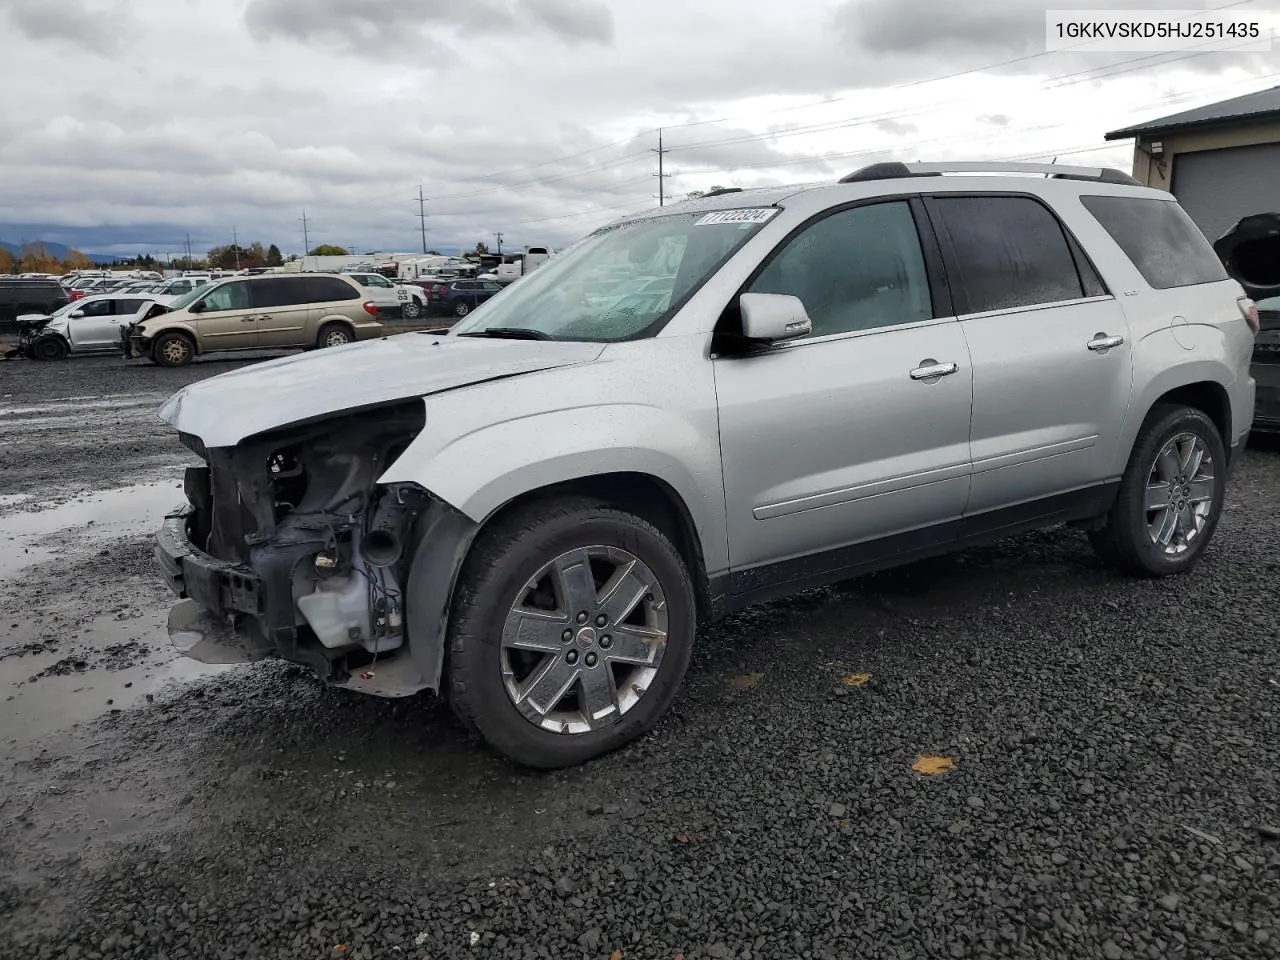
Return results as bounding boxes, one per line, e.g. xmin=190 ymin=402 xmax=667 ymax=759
xmin=402 ymin=299 xmax=422 ymax=319
xmin=1088 ymin=404 xmax=1226 ymax=576
xmin=31 ymin=336 xmax=69 ymax=361
xmin=446 ymin=498 xmax=696 ymax=769
xmin=317 ymin=322 xmax=353 ymax=348
xmin=152 ymin=331 xmax=194 ymax=367
xmin=454 ymin=302 xmax=470 ymax=318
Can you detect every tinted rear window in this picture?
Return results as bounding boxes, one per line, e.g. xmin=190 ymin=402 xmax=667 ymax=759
xmin=1080 ymin=195 xmax=1228 ymax=290
xmin=306 ymin=276 xmax=360 ymax=303
xmin=927 ymin=195 xmax=1088 ymax=314
xmin=252 ymin=277 xmax=312 ymax=308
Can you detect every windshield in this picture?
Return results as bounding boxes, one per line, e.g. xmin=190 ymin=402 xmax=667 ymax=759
xmin=167 ymin=281 xmax=219 ymax=312
xmin=50 ymin=300 xmax=82 ymax=318
xmin=450 ymin=207 xmax=777 ymax=341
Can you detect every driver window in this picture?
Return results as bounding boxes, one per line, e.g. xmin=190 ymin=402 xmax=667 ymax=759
xmin=79 ymin=300 xmax=113 ymax=317
xmin=748 ymin=201 xmax=933 ymax=338
xmin=200 ymin=281 xmax=251 ymax=313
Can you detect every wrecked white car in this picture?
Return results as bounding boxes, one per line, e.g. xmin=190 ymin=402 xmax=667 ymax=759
xmin=9 ymin=294 xmax=168 ymax=361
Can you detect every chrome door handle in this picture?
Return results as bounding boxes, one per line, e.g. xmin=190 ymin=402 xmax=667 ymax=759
xmin=909 ymin=360 xmax=959 ymax=381
xmin=1087 ymin=333 xmax=1124 ymax=351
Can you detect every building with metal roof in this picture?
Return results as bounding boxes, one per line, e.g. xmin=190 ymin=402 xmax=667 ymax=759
xmin=1104 ymin=85 xmax=1280 ymax=241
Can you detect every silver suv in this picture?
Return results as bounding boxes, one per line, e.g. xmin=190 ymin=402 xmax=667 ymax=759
xmin=153 ymin=161 xmax=1258 ymax=768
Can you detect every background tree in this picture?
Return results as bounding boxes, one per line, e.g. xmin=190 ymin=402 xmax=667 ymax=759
xmin=266 ymin=244 xmax=284 ymax=266
xmin=19 ymin=243 xmax=61 ymax=273
xmin=248 ymin=241 xmax=267 ymax=263
xmin=308 ymin=244 xmax=347 ymax=256
xmin=471 ymin=241 xmax=489 ymax=256
xmin=63 ymin=249 xmax=93 ymax=270
xmin=0 ymin=248 xmax=14 ymax=274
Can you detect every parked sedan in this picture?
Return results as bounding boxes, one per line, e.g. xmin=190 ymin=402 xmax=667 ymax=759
xmin=9 ymin=294 xmax=166 ymax=360
xmin=427 ymin=278 xmax=502 ymax=318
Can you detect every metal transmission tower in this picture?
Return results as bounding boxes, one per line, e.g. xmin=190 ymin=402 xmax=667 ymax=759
xmin=652 ymin=128 xmax=671 ymax=206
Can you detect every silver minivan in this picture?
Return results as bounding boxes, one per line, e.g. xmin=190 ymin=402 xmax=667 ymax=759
xmin=152 ymin=161 xmax=1258 ymax=767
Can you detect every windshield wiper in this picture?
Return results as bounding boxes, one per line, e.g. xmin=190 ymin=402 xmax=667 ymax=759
xmin=458 ymin=327 xmax=553 ymax=341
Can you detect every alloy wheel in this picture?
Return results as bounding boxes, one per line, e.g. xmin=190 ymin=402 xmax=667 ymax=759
xmin=500 ymin=545 xmax=668 ymax=735
xmin=1145 ymin=432 xmax=1215 ymax=556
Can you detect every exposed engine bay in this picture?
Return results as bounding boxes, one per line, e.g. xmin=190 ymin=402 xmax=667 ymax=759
xmin=167 ymin=401 xmax=434 ymax=686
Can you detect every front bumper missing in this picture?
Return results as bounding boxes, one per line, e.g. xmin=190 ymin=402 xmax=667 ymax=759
xmin=156 ymin=507 xmax=270 ymax=664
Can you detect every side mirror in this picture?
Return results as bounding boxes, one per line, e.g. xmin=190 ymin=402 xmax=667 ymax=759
xmin=69 ymin=310 xmax=84 ymax=319
xmin=189 ymin=300 xmax=205 ymax=314
xmin=739 ymin=293 xmax=812 ymax=342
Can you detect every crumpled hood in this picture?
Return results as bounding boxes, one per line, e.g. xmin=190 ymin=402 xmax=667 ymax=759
xmin=157 ymin=332 xmax=606 ymax=448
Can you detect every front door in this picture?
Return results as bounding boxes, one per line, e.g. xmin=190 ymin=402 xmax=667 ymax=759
xmin=71 ymin=298 xmax=145 ymax=350
xmin=714 ymin=199 xmax=974 ymax=587
xmin=924 ymin=194 xmax=1134 ymax=514
xmin=192 ymin=280 xmax=258 ymax=349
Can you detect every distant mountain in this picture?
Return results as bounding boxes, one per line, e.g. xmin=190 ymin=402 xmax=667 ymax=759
xmin=0 ymin=239 xmax=116 ymax=265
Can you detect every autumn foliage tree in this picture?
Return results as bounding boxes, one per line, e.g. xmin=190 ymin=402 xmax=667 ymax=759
xmin=308 ymin=244 xmax=348 ymax=256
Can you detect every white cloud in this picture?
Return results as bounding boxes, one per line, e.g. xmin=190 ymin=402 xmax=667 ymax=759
xmin=0 ymin=0 xmax=1275 ymax=257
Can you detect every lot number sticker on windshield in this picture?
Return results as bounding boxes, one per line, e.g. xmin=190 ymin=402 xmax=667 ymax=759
xmin=694 ymin=208 xmax=778 ymax=226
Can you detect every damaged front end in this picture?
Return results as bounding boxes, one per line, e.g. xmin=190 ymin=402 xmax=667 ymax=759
xmin=157 ymin=400 xmax=464 ymax=697
xmin=5 ymin=316 xmax=53 ymax=359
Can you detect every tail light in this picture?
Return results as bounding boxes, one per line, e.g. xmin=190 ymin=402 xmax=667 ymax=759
xmin=435 ymin=284 xmax=447 ymax=297
xmin=1239 ymin=297 xmax=1260 ymax=336
xmin=362 ymin=301 xmax=378 ymax=317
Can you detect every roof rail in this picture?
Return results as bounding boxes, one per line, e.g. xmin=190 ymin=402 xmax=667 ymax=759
xmin=839 ymin=161 xmax=1141 ymax=186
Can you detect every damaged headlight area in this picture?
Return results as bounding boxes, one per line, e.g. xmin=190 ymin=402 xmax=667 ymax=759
xmin=5 ymin=316 xmax=54 ymax=359
xmin=161 ymin=400 xmax=431 ymax=685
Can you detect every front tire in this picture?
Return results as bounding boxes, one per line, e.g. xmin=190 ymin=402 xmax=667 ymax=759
xmin=152 ymin=331 xmax=194 ymax=367
xmin=446 ymin=498 xmax=696 ymax=769
xmin=454 ymin=301 xmax=470 ymax=318
xmin=402 ymin=299 xmax=422 ymax=319
xmin=1088 ymin=404 xmax=1226 ymax=576
xmin=31 ymin=336 xmax=69 ymax=361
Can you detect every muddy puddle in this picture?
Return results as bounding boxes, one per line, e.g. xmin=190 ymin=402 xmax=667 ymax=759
xmin=0 ymin=475 xmax=230 ymax=745
xmin=0 ymin=477 xmax=186 ymax=579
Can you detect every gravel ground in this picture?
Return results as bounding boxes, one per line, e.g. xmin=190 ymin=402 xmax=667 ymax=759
xmin=1 ymin=353 xmax=1279 ymax=960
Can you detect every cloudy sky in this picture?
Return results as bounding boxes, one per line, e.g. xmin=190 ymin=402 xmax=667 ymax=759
xmin=0 ymin=0 xmax=1278 ymax=259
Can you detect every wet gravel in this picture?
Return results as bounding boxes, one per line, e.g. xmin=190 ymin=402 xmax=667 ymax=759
xmin=1 ymin=355 xmax=1279 ymax=959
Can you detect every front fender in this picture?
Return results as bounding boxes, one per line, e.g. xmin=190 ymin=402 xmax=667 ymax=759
xmin=380 ymin=402 xmax=729 ymax=577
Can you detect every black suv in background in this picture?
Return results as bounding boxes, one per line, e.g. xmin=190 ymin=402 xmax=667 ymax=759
xmin=0 ymin=279 xmax=70 ymax=333
xmin=427 ymin=278 xmax=502 ymax=318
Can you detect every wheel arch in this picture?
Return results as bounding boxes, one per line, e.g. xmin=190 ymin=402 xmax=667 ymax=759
xmin=1115 ymin=362 xmax=1237 ymax=476
xmin=403 ymin=470 xmax=712 ymax=696
xmin=32 ymin=332 xmax=71 ymax=359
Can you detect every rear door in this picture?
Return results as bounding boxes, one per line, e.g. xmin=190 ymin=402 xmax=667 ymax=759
xmin=192 ymin=280 xmax=257 ymax=349
xmin=253 ymin=277 xmax=315 ymax=347
xmin=924 ymin=193 xmax=1133 ymax=514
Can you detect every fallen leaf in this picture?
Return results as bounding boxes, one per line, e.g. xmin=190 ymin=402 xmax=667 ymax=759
xmin=841 ymin=672 xmax=871 ymax=688
xmin=672 ymin=832 xmax=695 ymax=844
xmin=610 ymin=951 xmax=623 ymax=960
xmin=912 ymin=754 xmax=956 ymax=776
xmin=727 ymin=672 xmax=763 ymax=691
xmin=334 ymin=946 xmax=349 ymax=955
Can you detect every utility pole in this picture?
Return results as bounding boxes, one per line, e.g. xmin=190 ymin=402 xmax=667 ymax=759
xmin=417 ymin=186 xmax=428 ymax=255
xmin=299 ymin=210 xmax=311 ymax=256
xmin=494 ymin=232 xmax=504 ymax=255
xmin=184 ymin=233 xmax=192 ymax=268
xmin=652 ymin=127 xmax=671 ymax=207
xmin=232 ymin=226 xmax=240 ymax=270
